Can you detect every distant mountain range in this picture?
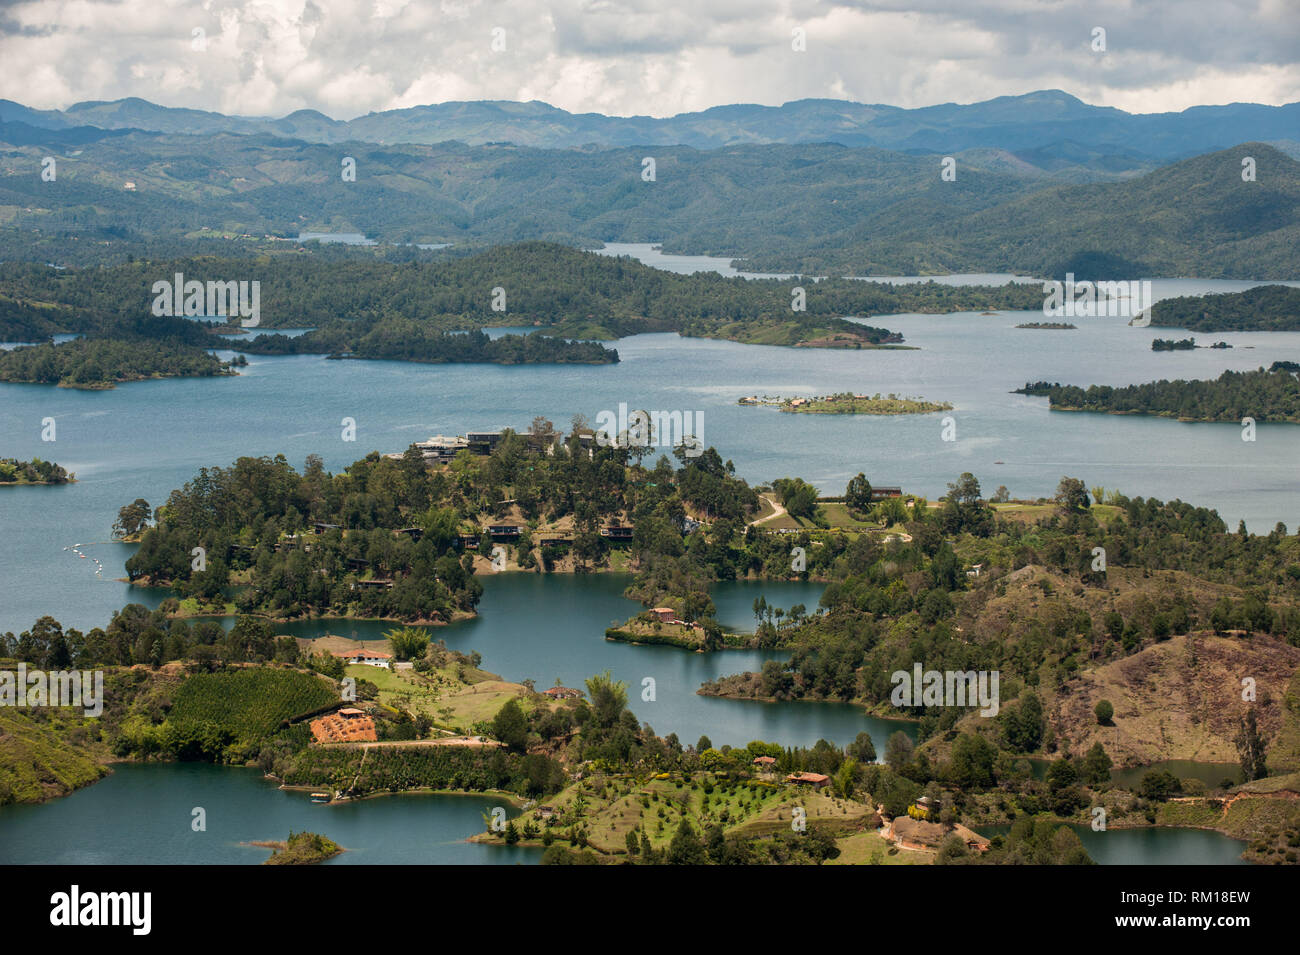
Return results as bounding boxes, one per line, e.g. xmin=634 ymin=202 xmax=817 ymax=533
xmin=1 ymin=91 xmax=1297 ymax=279
xmin=3 ymin=91 xmax=1299 ymax=161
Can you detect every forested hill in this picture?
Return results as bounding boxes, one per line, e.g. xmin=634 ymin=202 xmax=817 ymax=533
xmin=739 ymin=143 xmax=1300 ymax=280
xmin=3 ymin=116 xmax=1296 ymax=277
xmin=1015 ymin=366 xmax=1300 ymax=423
xmin=0 ymin=242 xmax=1043 ymax=348
xmin=1150 ymin=284 xmax=1300 ymax=332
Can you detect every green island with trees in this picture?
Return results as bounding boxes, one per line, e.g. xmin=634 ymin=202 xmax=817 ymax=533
xmin=0 ymin=335 xmax=245 ymax=388
xmin=1014 ymin=365 xmax=1300 ymax=422
xmin=0 ymin=458 xmax=74 ymax=485
xmin=256 ymin=831 xmax=343 ymax=865
xmin=1150 ymin=284 xmax=1300 ymax=333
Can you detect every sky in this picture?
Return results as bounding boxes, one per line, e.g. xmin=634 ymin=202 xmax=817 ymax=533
xmin=0 ymin=0 xmax=1297 ymax=119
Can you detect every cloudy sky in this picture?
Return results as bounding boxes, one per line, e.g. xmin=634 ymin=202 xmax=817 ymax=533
xmin=1 ymin=0 xmax=1297 ymax=119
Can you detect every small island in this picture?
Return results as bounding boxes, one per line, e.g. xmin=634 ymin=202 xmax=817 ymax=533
xmin=1016 ymin=322 xmax=1076 ymax=330
xmin=0 ymin=338 xmax=245 ymax=389
xmin=1151 ymin=337 xmax=1230 ymax=351
xmin=606 ymin=608 xmax=759 ymax=651
xmin=739 ymin=392 xmax=952 ymax=415
xmin=1150 ymin=284 xmax=1300 ymax=332
xmin=1014 ymin=365 xmax=1300 ymax=422
xmin=255 ymin=831 xmax=343 ymax=865
xmin=0 ymin=458 xmax=74 ymax=485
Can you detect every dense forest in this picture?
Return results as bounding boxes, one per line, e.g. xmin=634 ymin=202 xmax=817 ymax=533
xmin=119 ymin=430 xmax=768 ymax=622
xmin=1014 ymin=366 xmax=1300 ymax=422
xmin=1151 ymin=284 xmax=1300 ymax=332
xmin=124 ymin=451 xmax=483 ymax=622
xmin=0 ymin=243 xmax=1046 ymax=352
xmin=240 ymin=322 xmax=617 ymax=364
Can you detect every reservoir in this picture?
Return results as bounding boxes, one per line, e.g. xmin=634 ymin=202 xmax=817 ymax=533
xmin=4 ymin=283 xmax=1300 ymax=639
xmin=0 ymin=763 xmax=540 ymax=865
xmin=975 ymin=822 xmax=1248 ymax=866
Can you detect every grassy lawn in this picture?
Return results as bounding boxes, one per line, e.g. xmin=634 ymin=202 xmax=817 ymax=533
xmin=818 ymin=502 xmax=880 ymax=530
xmin=829 ymin=831 xmax=934 ymax=865
xmin=993 ymin=502 xmax=1122 ymax=526
xmin=175 ymin=597 xmax=237 ymax=617
xmin=345 ymin=663 xmax=530 ymax=732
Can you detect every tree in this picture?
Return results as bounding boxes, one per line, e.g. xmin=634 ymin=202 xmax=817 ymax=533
xmin=1001 ymin=691 xmax=1044 ymax=752
xmin=1138 ymin=770 xmax=1182 ymax=801
xmin=1046 ymin=757 xmax=1079 ymax=791
xmin=935 ymin=834 xmax=970 ymax=865
xmin=1081 ymin=742 xmax=1113 ymax=785
xmin=834 ymin=759 xmax=858 ymax=798
xmin=1094 ymin=699 xmax=1114 ymax=725
xmin=696 ymin=735 xmax=713 ymax=754
xmin=845 ymin=473 xmax=873 ymax=512
xmin=884 ymin=731 xmax=914 ymax=773
xmin=491 ymin=698 xmax=529 ymax=751
xmin=847 ymin=731 xmax=877 ymax=764
xmin=583 ymin=671 xmax=629 ymax=729
xmin=773 ymin=477 xmax=820 ymax=521
xmin=666 ymin=820 xmax=707 ymax=865
xmin=947 ymin=733 xmax=996 ymax=788
xmin=385 ymin=626 xmax=431 ymax=661
xmin=113 ymin=498 xmax=152 ymax=538
xmin=947 ymin=472 xmax=982 ymax=506
xmin=1235 ymin=708 xmax=1268 ymax=782
xmin=1055 ymin=476 xmax=1091 ymax=512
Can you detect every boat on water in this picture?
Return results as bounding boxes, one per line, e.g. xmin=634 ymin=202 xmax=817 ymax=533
xmin=310 ymin=792 xmax=331 ymax=803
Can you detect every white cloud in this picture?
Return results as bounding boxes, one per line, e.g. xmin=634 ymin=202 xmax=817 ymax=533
xmin=0 ymin=0 xmax=1295 ymax=117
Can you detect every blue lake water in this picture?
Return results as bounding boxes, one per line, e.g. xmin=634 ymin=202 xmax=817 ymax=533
xmin=976 ymin=822 xmax=1248 ymax=866
xmin=0 ymin=763 xmax=539 ymax=865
